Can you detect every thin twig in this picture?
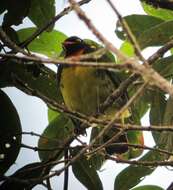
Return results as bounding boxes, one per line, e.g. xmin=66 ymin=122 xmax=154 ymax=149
xmin=106 ymin=154 xmax=173 ymax=167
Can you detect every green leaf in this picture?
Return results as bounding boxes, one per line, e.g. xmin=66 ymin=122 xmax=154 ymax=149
xmin=0 ymin=56 xmax=63 ymax=102
xmin=89 ymin=127 xmax=105 ymax=170
xmin=114 ymin=150 xmax=163 ymax=190
xmin=138 ymin=20 xmax=173 ymax=49
xmin=122 ymin=130 xmax=144 ymax=159
xmin=17 ymin=27 xmax=67 ymax=57
xmin=38 ymin=113 xmax=74 ymax=162
xmin=149 ymin=90 xmax=167 ymax=145
xmin=120 ymin=41 xmax=135 ymax=58
xmin=0 ymin=162 xmax=44 ymax=189
xmin=48 ymin=108 xmax=59 ymax=123
xmin=0 ymin=90 xmax=21 ymax=175
xmin=153 ymin=55 xmax=173 ymax=79
xmin=28 ymin=0 xmax=55 ymax=30
xmin=2 ymin=0 xmax=30 ymax=26
xmin=115 ymin=15 xmax=173 ymax=49
xmin=155 ymin=96 xmax=173 ymax=156
xmin=115 ymin=14 xmax=164 ymax=41
xmin=142 ymin=2 xmax=173 ymax=21
xmin=131 ymin=185 xmax=164 ymax=190
xmin=71 ymin=147 xmax=103 ymax=190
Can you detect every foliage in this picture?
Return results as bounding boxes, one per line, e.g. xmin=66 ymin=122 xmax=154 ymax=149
xmin=1 ymin=0 xmax=173 ymax=190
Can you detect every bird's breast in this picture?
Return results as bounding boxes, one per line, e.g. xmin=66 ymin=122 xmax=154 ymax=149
xmin=60 ymin=66 xmax=113 ymax=115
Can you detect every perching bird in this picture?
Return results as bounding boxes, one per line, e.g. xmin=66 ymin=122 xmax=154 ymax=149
xmin=57 ymin=36 xmax=129 ymax=154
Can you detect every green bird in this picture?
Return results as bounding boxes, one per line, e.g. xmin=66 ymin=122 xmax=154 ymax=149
xmin=57 ymin=36 xmax=129 ymax=154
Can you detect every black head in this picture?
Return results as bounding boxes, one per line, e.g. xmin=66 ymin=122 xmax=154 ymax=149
xmin=62 ymin=36 xmax=90 ymax=57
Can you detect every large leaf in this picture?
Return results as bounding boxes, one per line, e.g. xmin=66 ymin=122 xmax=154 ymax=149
xmin=0 ymin=162 xmax=44 ymax=190
xmin=131 ymin=185 xmax=164 ymax=190
xmin=28 ymin=0 xmax=55 ymax=30
xmin=142 ymin=2 xmax=173 ymax=21
xmin=38 ymin=113 xmax=74 ymax=162
xmin=153 ymin=55 xmax=173 ymax=79
xmin=115 ymin=14 xmax=164 ymax=41
xmin=17 ymin=27 xmax=67 ymax=57
xmin=155 ymin=96 xmax=173 ymax=156
xmin=48 ymin=108 xmax=60 ymax=123
xmin=0 ymin=0 xmax=6 ymax=14
xmin=114 ymin=150 xmax=163 ymax=190
xmin=71 ymin=147 xmax=103 ymax=190
xmin=0 ymin=90 xmax=21 ymax=175
xmin=138 ymin=20 xmax=173 ymax=49
xmin=149 ymin=90 xmax=167 ymax=147
xmin=2 ymin=0 xmax=30 ymax=26
xmin=120 ymin=41 xmax=135 ymax=58
xmin=115 ymin=14 xmax=173 ymax=49
xmin=0 ymin=59 xmax=63 ymax=103
xmin=89 ymin=127 xmax=105 ymax=170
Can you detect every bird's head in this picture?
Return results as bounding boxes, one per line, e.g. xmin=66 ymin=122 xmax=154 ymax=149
xmin=62 ymin=36 xmax=90 ymax=57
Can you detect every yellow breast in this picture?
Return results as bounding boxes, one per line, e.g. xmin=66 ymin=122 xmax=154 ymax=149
xmin=60 ymin=66 xmax=110 ymax=115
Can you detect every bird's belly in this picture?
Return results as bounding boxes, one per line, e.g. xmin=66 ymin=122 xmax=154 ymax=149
xmin=60 ymin=67 xmax=109 ymax=115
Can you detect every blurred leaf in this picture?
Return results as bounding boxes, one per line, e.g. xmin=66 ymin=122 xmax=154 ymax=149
xmin=0 ymin=0 xmax=6 ymax=14
xmin=48 ymin=108 xmax=59 ymax=123
xmin=114 ymin=150 xmax=163 ymax=190
xmin=150 ymin=90 xmax=166 ymax=126
xmin=155 ymin=96 xmax=173 ymax=157
xmin=115 ymin=14 xmax=163 ymax=41
xmin=38 ymin=113 xmax=74 ymax=162
xmin=28 ymin=0 xmax=55 ymax=30
xmin=71 ymin=147 xmax=103 ymax=190
xmin=120 ymin=41 xmax=135 ymax=58
xmin=149 ymin=90 xmax=167 ymax=144
xmin=2 ymin=0 xmax=30 ymax=27
xmin=2 ymin=27 xmax=19 ymax=44
xmin=131 ymin=185 xmax=164 ymax=190
xmin=0 ymin=59 xmax=63 ymax=103
xmin=138 ymin=20 xmax=173 ymax=49
xmin=122 ymin=130 xmax=144 ymax=160
xmin=0 ymin=90 xmax=21 ymax=175
xmin=153 ymin=55 xmax=173 ymax=79
xmin=89 ymin=127 xmax=105 ymax=170
xmin=115 ymin=14 xmax=173 ymax=49
xmin=142 ymin=2 xmax=173 ymax=21
xmin=17 ymin=27 xmax=67 ymax=57
xmin=129 ymin=85 xmax=151 ymax=124
xmin=0 ymin=162 xmax=44 ymax=190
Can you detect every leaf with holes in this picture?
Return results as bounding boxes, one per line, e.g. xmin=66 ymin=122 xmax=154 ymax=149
xmin=0 ymin=90 xmax=21 ymax=175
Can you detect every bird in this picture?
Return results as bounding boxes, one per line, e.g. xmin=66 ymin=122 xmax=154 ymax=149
xmin=57 ymin=36 xmax=129 ymax=154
